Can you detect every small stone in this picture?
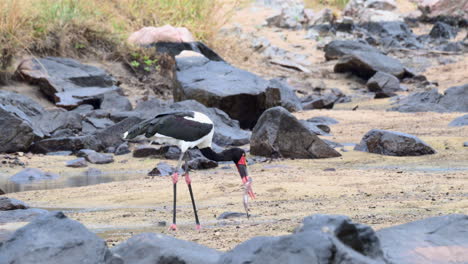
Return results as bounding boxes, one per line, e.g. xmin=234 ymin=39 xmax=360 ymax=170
xmin=115 ymin=142 xmax=131 ymax=155
xmin=66 ymin=158 xmax=88 ymax=168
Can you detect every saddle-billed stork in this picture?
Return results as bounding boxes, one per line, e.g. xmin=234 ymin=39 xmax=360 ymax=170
xmin=123 ymin=111 xmax=255 ymax=230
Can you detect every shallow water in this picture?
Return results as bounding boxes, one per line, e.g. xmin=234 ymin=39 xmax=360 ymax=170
xmin=0 ymin=170 xmax=148 ymax=194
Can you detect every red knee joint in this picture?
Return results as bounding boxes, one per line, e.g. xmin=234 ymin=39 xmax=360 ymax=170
xmin=172 ymin=173 xmax=179 ymax=184
xmin=184 ymin=173 xmax=191 ymax=185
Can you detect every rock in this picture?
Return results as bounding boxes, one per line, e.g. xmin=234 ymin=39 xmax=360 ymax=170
xmin=128 ymin=25 xmax=195 ymax=45
xmin=0 ymin=90 xmax=45 ymax=117
xmin=148 ymin=162 xmax=174 ymax=176
xmin=188 ymin=158 xmax=218 ymax=170
xmin=66 ymin=158 xmax=88 ymax=168
xmin=354 ymin=129 xmax=436 ymax=156
xmin=0 ymin=211 xmax=120 ymax=264
xmin=429 ymin=21 xmax=458 ymax=39
xmin=85 ymin=117 xmax=115 ymax=130
xmin=111 ymin=233 xmax=221 ymax=264
xmin=79 ymin=150 xmax=114 ymax=164
xmin=324 ymin=40 xmax=383 ymax=61
xmin=114 ymin=142 xmax=130 ymax=155
xmin=300 ymin=120 xmax=330 ymax=136
xmin=250 ymin=106 xmax=341 ymax=158
xmin=175 ymin=56 xmax=282 ymax=129
xmin=464 ymin=142 xmax=468 ymax=147
xmin=31 ymin=135 xmax=102 ymax=153
xmin=133 ymin=145 xmax=163 ymax=158
xmin=377 ymin=214 xmax=468 ymax=264
xmin=344 ymin=0 xmax=401 ymax=23
xmin=418 ymin=0 xmax=468 ymax=25
xmin=268 ymin=78 xmax=302 ymax=112
xmin=390 ymin=84 xmax=468 ymax=112
xmin=34 ymin=109 xmax=82 ymax=136
xmin=16 ymin=57 xmax=120 ymax=109
xmin=361 ymin=21 xmax=422 ymax=49
xmin=152 ymin=42 xmax=225 ymax=61
xmin=367 ymin=71 xmax=402 ymax=98
xmin=0 ymin=197 xmax=29 ymax=210
xmin=217 ymin=211 xmax=248 ymax=220
xmin=266 ymin=4 xmax=306 ymax=29
xmin=46 ymin=151 xmax=73 ymax=156
xmin=0 ymin=208 xmax=49 ymax=224
xmin=269 ymin=58 xmax=311 ymax=73
xmin=306 ymin=116 xmax=339 ymax=125
xmin=10 ymin=168 xmax=59 ymax=183
xmin=0 ymin=105 xmax=43 ymax=153
xmin=220 ymin=214 xmax=385 ymax=264
xmin=301 ymin=88 xmax=351 ymax=110
xmin=449 ymin=114 xmax=468 ymax=127
xmin=0 ymin=188 xmax=4 ymax=195
xmin=334 ymin=51 xmax=408 ymax=80
xmin=100 ymin=91 xmax=132 ymax=112
xmin=309 ymin=8 xmax=336 ymax=26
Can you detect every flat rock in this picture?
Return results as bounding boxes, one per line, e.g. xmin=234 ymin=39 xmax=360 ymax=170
xmin=114 ymin=142 xmax=130 ymax=155
xmin=31 ymin=135 xmax=102 ymax=153
xmin=306 ymin=116 xmax=339 ymax=125
xmin=80 ymin=150 xmax=114 ymax=164
xmin=250 ymin=106 xmax=341 ymax=159
xmin=0 ymin=208 xmax=49 ymax=224
xmin=111 ymin=233 xmax=221 ymax=264
xmin=0 ymin=211 xmax=121 ymax=264
xmin=100 ymin=91 xmax=132 ymax=112
xmin=334 ymin=51 xmax=407 ymax=80
xmin=66 ymin=158 xmax=88 ymax=168
xmin=10 ymin=168 xmax=59 ymax=184
xmin=147 ymin=162 xmax=174 ymax=176
xmin=354 ymin=129 xmax=436 ymax=156
xmin=377 ymin=214 xmax=468 ymax=264
xmin=33 ymin=109 xmax=82 ymax=136
xmin=217 ymin=212 xmax=248 ymax=220
xmin=0 ymin=197 xmax=29 ymax=211
xmin=300 ymin=120 xmax=330 ymax=136
xmin=324 ymin=40 xmax=382 ymax=60
xmin=16 ymin=57 xmax=120 ymax=109
xmin=448 ymin=114 xmax=468 ymax=127
xmin=133 ymin=145 xmax=163 ymax=158
xmin=175 ymin=56 xmax=283 ymax=129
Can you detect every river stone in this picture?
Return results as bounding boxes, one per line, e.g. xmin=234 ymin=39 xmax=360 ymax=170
xmin=217 ymin=212 xmax=248 ymax=220
xmin=306 ymin=116 xmax=339 ymax=125
xmin=133 ymin=145 xmax=164 ymax=158
xmin=188 ymin=157 xmax=218 ymax=170
xmin=31 ymin=135 xmax=102 ymax=153
xmin=66 ymin=157 xmax=88 ymax=168
xmin=175 ymin=56 xmax=282 ymax=129
xmin=429 ymin=22 xmax=458 ymax=39
xmin=250 ymin=106 xmax=341 ymax=158
xmin=147 ymin=162 xmax=174 ymax=176
xmin=377 ymin=214 xmax=468 ymax=264
xmin=115 ymin=142 xmax=130 ymax=155
xmin=100 ymin=91 xmax=132 ymax=112
xmin=367 ymin=71 xmax=402 ymax=98
xmin=111 ymin=232 xmax=221 ymax=264
xmin=449 ymin=114 xmax=468 ymax=127
xmin=10 ymin=168 xmax=59 ymax=184
xmin=354 ymin=129 xmax=436 ymax=156
xmin=79 ymin=150 xmax=114 ymax=164
xmin=334 ymin=51 xmax=407 ymax=80
xmin=324 ymin=40 xmax=382 ymax=60
xmin=0 ymin=211 xmax=121 ymax=264
xmin=0 ymin=197 xmax=29 ymax=211
xmin=16 ymin=57 xmax=120 ymax=109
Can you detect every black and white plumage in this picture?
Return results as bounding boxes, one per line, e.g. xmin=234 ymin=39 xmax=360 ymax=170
xmin=123 ymin=111 xmax=255 ymax=230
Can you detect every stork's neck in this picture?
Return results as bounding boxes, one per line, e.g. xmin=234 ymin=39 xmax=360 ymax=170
xmin=199 ymin=147 xmax=231 ymax=162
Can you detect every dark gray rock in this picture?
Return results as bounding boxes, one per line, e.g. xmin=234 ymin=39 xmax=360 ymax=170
xmin=0 ymin=208 xmax=48 ymax=224
xmin=324 ymin=40 xmax=382 ymax=60
xmin=0 ymin=211 xmax=121 ymax=264
xmin=148 ymin=162 xmax=174 ymax=176
xmin=109 ymin=111 xmax=143 ymax=123
xmin=250 ymin=106 xmax=341 ymax=158
xmin=0 ymin=197 xmax=29 ymax=210
xmin=31 ymin=135 xmax=102 ymax=153
xmin=334 ymin=51 xmax=408 ymax=80
xmin=448 ymin=114 xmax=468 ymax=127
xmin=10 ymin=168 xmax=59 ymax=183
xmin=354 ymin=129 xmax=436 ymax=156
xmin=301 ymin=88 xmax=350 ymax=110
xmin=300 ymin=120 xmax=330 ymax=136
xmin=133 ymin=145 xmax=163 ymax=158
xmin=306 ymin=116 xmax=339 ymax=125
xmin=46 ymin=151 xmax=73 ymax=156
xmin=217 ymin=211 xmax=248 ymax=220
xmin=390 ymin=84 xmax=468 ymax=113
xmin=80 ymin=150 xmax=114 ymax=164
xmin=269 ymin=78 xmax=303 ymax=112
xmin=115 ymin=142 xmax=130 ymax=155
xmin=367 ymin=71 xmax=402 ymax=98
xmin=0 ymin=105 xmax=43 ymax=153
xmin=361 ymin=21 xmax=422 ymax=49
xmin=464 ymin=142 xmax=468 ymax=147
xmin=0 ymin=90 xmax=45 ymax=117
xmin=429 ymin=22 xmax=458 ymax=39
xmin=85 ymin=117 xmax=115 ymax=130
xmin=188 ymin=157 xmax=218 ymax=170
xmin=94 ymin=116 xmax=144 ymax=150
xmin=175 ymin=56 xmax=281 ymax=129
xmin=33 ymin=109 xmax=82 ymax=136
xmin=100 ymin=91 xmax=132 ymax=112
xmin=111 ymin=232 xmax=221 ymax=264
xmin=377 ymin=214 xmax=468 ymax=264
xmin=16 ymin=57 xmax=120 ymax=109
xmin=66 ymin=157 xmax=88 ymax=168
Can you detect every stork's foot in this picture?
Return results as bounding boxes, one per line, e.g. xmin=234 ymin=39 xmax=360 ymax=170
xmin=195 ymin=224 xmax=202 ymax=231
xmin=169 ymin=223 xmax=177 ymax=231
xmin=184 ymin=173 xmax=191 ymax=185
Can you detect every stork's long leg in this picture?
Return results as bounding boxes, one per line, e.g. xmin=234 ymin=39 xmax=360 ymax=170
xmin=184 ymin=156 xmax=201 ymax=230
xmin=169 ymin=151 xmax=185 ymax=231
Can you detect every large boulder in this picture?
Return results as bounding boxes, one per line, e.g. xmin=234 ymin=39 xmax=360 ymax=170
xmin=220 ymin=214 xmax=386 ymax=264
xmin=0 ymin=105 xmax=43 ymax=153
xmin=418 ymin=0 xmax=468 ymax=24
xmin=0 ymin=211 xmax=120 ymax=264
xmin=354 ymin=129 xmax=436 ymax=156
xmin=135 ymin=99 xmax=251 ymax=147
xmin=324 ymin=40 xmax=383 ymax=61
xmin=377 ymin=214 xmax=468 ymax=264
xmin=250 ymin=106 xmax=341 ymax=158
xmin=0 ymin=90 xmax=45 ymax=117
xmin=448 ymin=114 xmax=468 ymax=127
xmin=429 ymin=21 xmax=458 ymax=39
xmin=0 ymin=197 xmax=29 ymax=210
xmin=334 ymin=51 xmax=408 ymax=80
xmin=31 ymin=135 xmax=102 ymax=153
xmin=366 ymin=71 xmax=402 ymax=98
xmin=33 ymin=109 xmax=82 ymax=136
xmin=174 ymin=55 xmax=283 ymax=129
xmin=111 ymin=233 xmax=221 ymax=264
xmin=16 ymin=57 xmax=120 ymax=109
xmin=390 ymin=84 xmax=468 ymax=112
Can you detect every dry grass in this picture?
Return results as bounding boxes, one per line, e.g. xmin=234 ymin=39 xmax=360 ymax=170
xmin=305 ymin=0 xmax=350 ymax=9
xmin=0 ymin=0 xmax=241 ymax=78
